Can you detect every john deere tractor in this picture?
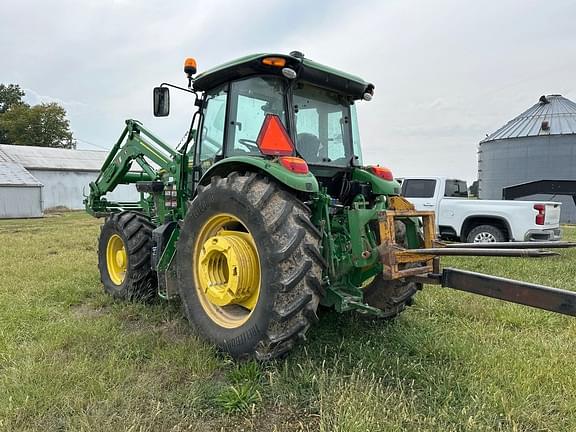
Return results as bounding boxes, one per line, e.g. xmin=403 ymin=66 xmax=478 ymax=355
xmin=86 ymin=51 xmax=576 ymax=360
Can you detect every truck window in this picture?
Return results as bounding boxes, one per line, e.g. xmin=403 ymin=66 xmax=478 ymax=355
xmin=444 ymin=180 xmax=468 ymax=198
xmin=401 ymin=179 xmax=436 ymax=198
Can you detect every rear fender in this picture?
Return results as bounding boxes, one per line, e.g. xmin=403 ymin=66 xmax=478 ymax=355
xmin=196 ymin=156 xmax=319 ymax=194
xmin=352 ymin=168 xmax=401 ymax=195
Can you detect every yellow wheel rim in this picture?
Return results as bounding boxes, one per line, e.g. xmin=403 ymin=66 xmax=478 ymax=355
xmin=106 ymin=234 xmax=127 ymax=285
xmin=193 ymin=213 xmax=261 ymax=329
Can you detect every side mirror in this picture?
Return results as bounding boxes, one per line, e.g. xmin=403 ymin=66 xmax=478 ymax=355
xmin=153 ymin=87 xmax=170 ymax=117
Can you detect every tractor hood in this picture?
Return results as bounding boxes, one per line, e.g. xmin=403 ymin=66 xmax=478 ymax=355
xmin=192 ymin=52 xmax=374 ymax=100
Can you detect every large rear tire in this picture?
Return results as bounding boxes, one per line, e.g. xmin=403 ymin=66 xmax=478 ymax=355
xmin=362 ymin=221 xmax=421 ymax=319
xmin=362 ymin=275 xmax=420 ymax=319
xmin=177 ymin=173 xmax=324 ymax=360
xmin=97 ymin=211 xmax=157 ymax=302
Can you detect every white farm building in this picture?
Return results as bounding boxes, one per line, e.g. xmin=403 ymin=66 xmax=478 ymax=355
xmin=0 ymin=144 xmax=137 ymax=218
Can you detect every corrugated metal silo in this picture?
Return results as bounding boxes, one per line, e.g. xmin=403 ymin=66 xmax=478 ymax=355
xmin=478 ymin=95 xmax=576 ymax=223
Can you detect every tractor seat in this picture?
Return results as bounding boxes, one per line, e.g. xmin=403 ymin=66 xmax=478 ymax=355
xmin=297 ymin=133 xmax=321 ymax=163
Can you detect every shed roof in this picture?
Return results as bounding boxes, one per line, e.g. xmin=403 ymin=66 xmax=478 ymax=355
xmin=0 ymin=161 xmax=43 ymax=186
xmin=0 ymin=144 xmax=107 ymax=171
xmin=481 ymin=94 xmax=576 ymax=142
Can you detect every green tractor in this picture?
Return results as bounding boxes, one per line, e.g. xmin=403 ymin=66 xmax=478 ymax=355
xmin=86 ymin=51 xmax=576 ymax=360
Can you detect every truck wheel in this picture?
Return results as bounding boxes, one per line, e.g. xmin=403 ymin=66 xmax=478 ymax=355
xmin=362 ymin=221 xmax=421 ymax=319
xmin=177 ymin=173 xmax=323 ymax=360
xmin=97 ymin=211 xmax=157 ymax=301
xmin=466 ymin=224 xmax=506 ymax=243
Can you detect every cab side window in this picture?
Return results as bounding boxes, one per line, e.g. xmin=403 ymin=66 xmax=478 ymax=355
xmin=198 ymin=86 xmax=227 ymax=168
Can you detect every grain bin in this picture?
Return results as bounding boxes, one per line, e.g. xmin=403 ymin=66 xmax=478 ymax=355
xmin=478 ymin=95 xmax=576 ymax=223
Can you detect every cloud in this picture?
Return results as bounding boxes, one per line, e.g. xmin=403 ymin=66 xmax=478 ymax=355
xmin=23 ymin=88 xmax=88 ymax=109
xmin=1 ymin=0 xmax=576 ymax=182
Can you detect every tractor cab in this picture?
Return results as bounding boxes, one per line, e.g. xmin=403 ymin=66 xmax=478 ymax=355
xmin=187 ymin=53 xmax=375 ymax=182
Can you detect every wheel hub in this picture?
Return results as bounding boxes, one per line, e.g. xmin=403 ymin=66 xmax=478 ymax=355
xmin=474 ymin=232 xmax=497 ymax=243
xmin=198 ymin=230 xmax=260 ymax=308
xmin=106 ymin=234 xmax=127 ymax=285
xmin=115 ymin=250 xmax=126 ymax=268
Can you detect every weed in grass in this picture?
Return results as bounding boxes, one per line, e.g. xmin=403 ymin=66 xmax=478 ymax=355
xmin=215 ymin=383 xmax=262 ymax=414
xmin=227 ymin=360 xmax=263 ymax=385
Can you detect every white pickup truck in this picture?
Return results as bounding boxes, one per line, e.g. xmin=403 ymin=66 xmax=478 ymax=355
xmin=400 ymin=176 xmax=562 ymax=243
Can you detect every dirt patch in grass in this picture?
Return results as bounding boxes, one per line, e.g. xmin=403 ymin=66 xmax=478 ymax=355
xmin=44 ymin=206 xmax=72 ymax=214
xmin=120 ymin=314 xmax=190 ymax=342
xmin=70 ymin=303 xmax=110 ymax=319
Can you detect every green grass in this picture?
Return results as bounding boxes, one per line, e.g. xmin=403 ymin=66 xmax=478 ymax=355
xmin=1 ymin=212 xmax=576 ymax=431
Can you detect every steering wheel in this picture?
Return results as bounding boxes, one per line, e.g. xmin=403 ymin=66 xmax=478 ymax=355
xmin=238 ymin=139 xmax=259 ymax=152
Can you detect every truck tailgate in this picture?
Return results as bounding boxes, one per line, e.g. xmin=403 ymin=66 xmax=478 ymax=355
xmin=545 ymin=204 xmax=561 ymax=226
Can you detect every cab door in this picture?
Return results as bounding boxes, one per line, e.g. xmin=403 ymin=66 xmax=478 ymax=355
xmin=195 ymin=84 xmax=228 ymax=176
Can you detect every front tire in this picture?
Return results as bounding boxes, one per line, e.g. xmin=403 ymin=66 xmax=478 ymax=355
xmin=177 ymin=173 xmax=324 ymax=360
xmin=97 ymin=211 xmax=157 ymax=302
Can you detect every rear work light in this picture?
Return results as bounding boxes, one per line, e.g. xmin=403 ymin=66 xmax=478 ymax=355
xmin=369 ymin=166 xmax=394 ymax=181
xmin=262 ymin=57 xmax=286 ymax=67
xmin=256 ymin=114 xmax=294 ymax=156
xmin=279 ymin=156 xmax=309 ymax=174
xmin=534 ymin=204 xmax=546 ymax=225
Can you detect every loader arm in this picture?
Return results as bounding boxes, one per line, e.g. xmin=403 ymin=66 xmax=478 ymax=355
xmin=85 ymin=119 xmax=189 ymax=221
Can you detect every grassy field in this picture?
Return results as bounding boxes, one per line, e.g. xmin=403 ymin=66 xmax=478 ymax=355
xmin=1 ymin=212 xmax=576 ymax=431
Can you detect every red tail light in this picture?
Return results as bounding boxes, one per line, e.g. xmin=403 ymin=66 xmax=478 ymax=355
xmin=256 ymin=114 xmax=294 ymax=156
xmin=279 ymin=156 xmax=309 ymax=174
xmin=369 ymin=166 xmax=394 ymax=181
xmin=534 ymin=204 xmax=545 ymax=225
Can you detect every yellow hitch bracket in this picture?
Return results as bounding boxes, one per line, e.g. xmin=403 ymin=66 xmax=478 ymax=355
xmin=378 ymin=196 xmax=437 ymax=280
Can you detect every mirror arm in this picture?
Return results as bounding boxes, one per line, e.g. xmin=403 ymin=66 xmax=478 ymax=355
xmin=159 ymin=81 xmax=200 ymax=108
xmin=155 ymin=81 xmax=203 ymax=155
xmin=160 ymin=82 xmax=197 ymax=97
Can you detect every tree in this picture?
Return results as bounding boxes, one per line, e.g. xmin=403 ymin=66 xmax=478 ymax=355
xmin=0 ymin=83 xmax=76 ymax=149
xmin=0 ymin=84 xmax=27 ymax=113
xmin=0 ymin=84 xmax=29 ymax=143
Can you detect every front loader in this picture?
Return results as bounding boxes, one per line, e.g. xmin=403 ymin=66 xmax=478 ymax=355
xmin=86 ymin=52 xmax=576 ymax=360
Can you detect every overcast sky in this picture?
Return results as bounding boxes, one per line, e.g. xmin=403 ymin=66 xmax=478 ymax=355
xmin=1 ymin=0 xmax=575 ymax=181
